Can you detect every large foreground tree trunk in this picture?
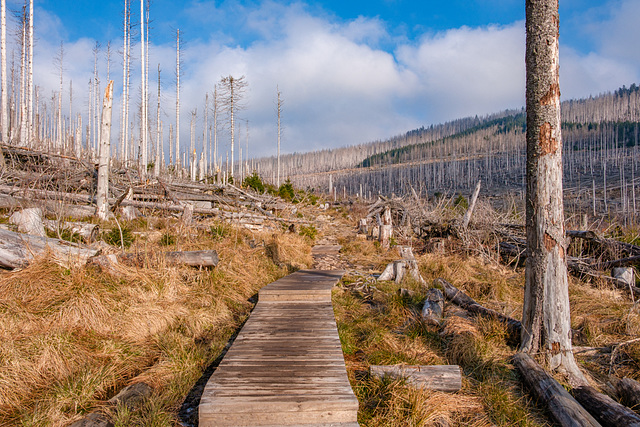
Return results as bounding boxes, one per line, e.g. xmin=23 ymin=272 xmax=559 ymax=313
xmin=521 ymin=0 xmax=586 ymax=386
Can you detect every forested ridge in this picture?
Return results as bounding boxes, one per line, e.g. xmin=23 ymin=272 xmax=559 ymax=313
xmin=252 ymin=84 xmax=640 ymax=218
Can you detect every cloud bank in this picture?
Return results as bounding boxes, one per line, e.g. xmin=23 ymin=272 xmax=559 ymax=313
xmin=23 ymin=0 xmax=640 ymax=160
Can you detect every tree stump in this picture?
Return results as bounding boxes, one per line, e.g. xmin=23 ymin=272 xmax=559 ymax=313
xmin=421 ymin=288 xmax=444 ymax=326
xmin=379 ymin=206 xmax=392 ymax=250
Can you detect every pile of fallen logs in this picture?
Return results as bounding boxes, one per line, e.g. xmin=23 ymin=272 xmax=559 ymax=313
xmin=498 ymin=228 xmax=640 ymax=298
xmin=359 ymin=195 xmax=639 ymax=300
xmin=0 ymin=143 xmax=306 ymax=232
xmin=0 ymin=145 xmax=312 ymax=273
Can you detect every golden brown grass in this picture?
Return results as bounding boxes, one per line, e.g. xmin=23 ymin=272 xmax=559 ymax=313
xmin=0 ymin=217 xmax=313 ymax=426
xmin=335 ymin=218 xmax=640 ymax=426
xmin=333 ymin=269 xmax=548 ymax=426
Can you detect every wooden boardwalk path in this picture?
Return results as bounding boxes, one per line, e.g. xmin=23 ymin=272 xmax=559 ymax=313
xmin=199 ymin=269 xmax=359 ymax=426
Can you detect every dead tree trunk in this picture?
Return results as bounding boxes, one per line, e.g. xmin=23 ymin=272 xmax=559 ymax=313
xmin=572 ymin=386 xmax=640 ymax=427
xmin=369 ymin=365 xmax=461 ymax=392
xmin=462 ymin=179 xmax=481 ymax=228
xmin=379 ymin=206 xmax=392 ymax=250
xmin=96 ymin=81 xmax=114 ymax=220
xmin=9 ymin=207 xmax=45 ymax=237
xmin=0 ymin=228 xmax=98 ymax=269
xmin=513 ymin=353 xmax=601 ymax=427
xmin=521 ymin=0 xmax=586 ymax=386
xmin=435 ymin=277 xmax=521 ymax=341
xmin=614 ymin=377 xmax=640 ymax=412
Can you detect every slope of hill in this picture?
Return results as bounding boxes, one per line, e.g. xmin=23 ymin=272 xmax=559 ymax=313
xmin=252 ymin=84 xmax=639 ymax=218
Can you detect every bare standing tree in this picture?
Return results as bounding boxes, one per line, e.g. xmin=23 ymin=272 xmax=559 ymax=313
xmin=0 ymin=0 xmax=6 ymax=146
xmin=154 ymin=63 xmax=160 ymax=177
xmin=139 ymin=0 xmax=147 ymax=177
xmin=276 ymin=86 xmax=283 ymax=187
xmin=213 ymin=84 xmax=218 ymax=176
xmin=521 ymin=0 xmax=586 ymax=386
xmin=55 ymin=42 xmax=64 ymax=152
xmin=175 ymin=28 xmax=180 ymax=170
xmin=120 ymin=0 xmax=130 ymax=163
xmin=203 ymin=92 xmax=208 ymax=177
xmin=219 ymin=75 xmax=247 ymax=180
xmin=96 ymin=80 xmax=114 ymax=220
xmin=27 ymin=0 xmax=32 ymax=145
xmin=19 ymin=3 xmax=26 ymax=146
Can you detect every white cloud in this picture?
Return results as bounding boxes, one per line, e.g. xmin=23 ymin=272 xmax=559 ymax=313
xmin=560 ymin=48 xmax=638 ymax=100
xmin=396 ymin=22 xmax=526 ymax=121
xmin=18 ymin=1 xmax=640 ymax=162
xmin=580 ymin=0 xmax=640 ymax=65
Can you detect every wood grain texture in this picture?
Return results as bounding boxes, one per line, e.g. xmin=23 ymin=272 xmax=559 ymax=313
xmin=369 ymin=365 xmax=461 ymax=392
xmin=199 ymin=269 xmax=359 ymax=426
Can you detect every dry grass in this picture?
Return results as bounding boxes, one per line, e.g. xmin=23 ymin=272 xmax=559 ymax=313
xmin=335 ymin=216 xmax=640 ymax=425
xmin=0 ymin=216 xmax=313 ymax=425
xmin=333 ymin=267 xmax=548 ymax=426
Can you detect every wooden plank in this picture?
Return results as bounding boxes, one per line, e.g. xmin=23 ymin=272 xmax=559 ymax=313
xmin=199 ymin=269 xmax=358 ymax=426
xmin=369 ymin=365 xmax=462 ymax=392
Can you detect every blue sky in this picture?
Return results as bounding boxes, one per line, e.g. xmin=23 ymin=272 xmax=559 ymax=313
xmin=7 ymin=0 xmax=640 ymax=158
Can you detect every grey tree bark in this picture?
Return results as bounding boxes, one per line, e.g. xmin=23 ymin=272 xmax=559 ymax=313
xmin=219 ymin=75 xmax=247 ymax=180
xmin=521 ymin=0 xmax=586 ymax=386
xmin=277 ymin=86 xmax=282 ymax=187
xmin=0 ymin=0 xmax=6 ymax=166
xmin=96 ymin=81 xmax=114 ymax=220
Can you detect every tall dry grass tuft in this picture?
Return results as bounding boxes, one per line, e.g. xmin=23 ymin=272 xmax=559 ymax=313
xmin=0 ymin=217 xmax=311 ymax=425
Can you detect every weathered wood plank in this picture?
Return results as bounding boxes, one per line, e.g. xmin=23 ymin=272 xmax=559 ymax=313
xmin=369 ymin=365 xmax=462 ymax=392
xmin=199 ymin=269 xmax=359 ymax=426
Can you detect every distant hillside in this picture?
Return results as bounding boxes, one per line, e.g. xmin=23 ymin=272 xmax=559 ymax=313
xmin=252 ymin=84 xmax=639 ymax=216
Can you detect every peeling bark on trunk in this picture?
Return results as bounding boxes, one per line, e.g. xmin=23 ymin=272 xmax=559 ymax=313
xmin=521 ymin=0 xmax=586 ymax=386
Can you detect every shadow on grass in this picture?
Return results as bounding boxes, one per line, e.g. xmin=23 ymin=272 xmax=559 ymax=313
xmin=177 ymin=292 xmax=259 ymax=426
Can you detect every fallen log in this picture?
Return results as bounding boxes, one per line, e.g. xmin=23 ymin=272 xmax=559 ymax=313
xmin=164 ymin=250 xmax=219 ymax=267
xmin=88 ymin=250 xmax=219 ymax=270
xmin=9 ymin=207 xmax=46 ymax=237
xmin=601 ymin=255 xmax=640 ymax=269
xmin=0 ymin=184 xmax=309 ymax=225
xmin=498 ymin=241 xmax=640 ymax=296
xmin=369 ymin=365 xmax=462 ymax=392
xmin=434 ymin=277 xmax=521 ymax=341
xmin=0 ymin=228 xmax=98 ymax=269
xmin=512 ymin=353 xmax=601 ymax=427
xmin=70 ymin=382 xmax=153 ymax=427
xmin=43 ymin=219 xmax=99 ymax=243
xmin=571 ymin=385 xmax=640 ymax=427
xmin=614 ymin=377 xmax=640 ymax=412
xmin=567 ymin=230 xmax=640 ymax=258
